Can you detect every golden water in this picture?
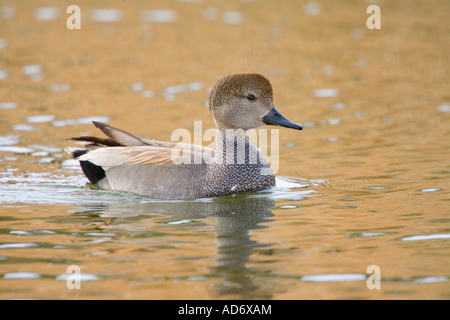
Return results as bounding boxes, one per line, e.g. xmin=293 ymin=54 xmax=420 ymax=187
xmin=0 ymin=0 xmax=449 ymax=299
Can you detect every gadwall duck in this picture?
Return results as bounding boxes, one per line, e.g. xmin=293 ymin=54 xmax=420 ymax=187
xmin=66 ymin=73 xmax=302 ymax=199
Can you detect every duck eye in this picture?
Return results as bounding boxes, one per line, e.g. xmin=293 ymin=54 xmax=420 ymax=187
xmin=246 ymin=94 xmax=256 ymax=101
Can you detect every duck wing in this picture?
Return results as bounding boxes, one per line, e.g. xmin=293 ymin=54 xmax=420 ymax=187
xmin=65 ymin=122 xmax=216 ymax=199
xmin=67 ymin=121 xmax=207 ymax=151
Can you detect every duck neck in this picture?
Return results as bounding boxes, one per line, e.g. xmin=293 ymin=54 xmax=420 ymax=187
xmin=217 ymin=127 xmax=249 ymax=141
xmin=214 ymin=128 xmax=261 ymax=165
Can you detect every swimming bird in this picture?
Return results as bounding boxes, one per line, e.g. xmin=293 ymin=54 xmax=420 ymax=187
xmin=65 ymin=73 xmax=302 ymax=199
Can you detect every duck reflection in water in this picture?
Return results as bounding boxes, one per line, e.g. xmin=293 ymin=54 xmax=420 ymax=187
xmin=94 ymin=194 xmax=275 ymax=299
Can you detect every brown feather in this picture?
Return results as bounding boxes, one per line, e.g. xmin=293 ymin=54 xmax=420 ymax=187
xmin=67 ymin=136 xmax=123 ymax=147
xmin=93 ymin=121 xmax=150 ymax=146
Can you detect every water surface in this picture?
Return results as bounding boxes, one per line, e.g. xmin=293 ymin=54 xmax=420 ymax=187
xmin=0 ymin=0 xmax=449 ymax=299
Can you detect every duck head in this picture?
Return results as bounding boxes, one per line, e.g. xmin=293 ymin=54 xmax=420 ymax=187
xmin=208 ymin=73 xmax=303 ymax=133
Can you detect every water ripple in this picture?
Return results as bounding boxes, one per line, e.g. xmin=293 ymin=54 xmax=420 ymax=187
xmin=401 ymin=234 xmax=450 ymax=242
xmin=301 ymin=273 xmax=366 ymax=282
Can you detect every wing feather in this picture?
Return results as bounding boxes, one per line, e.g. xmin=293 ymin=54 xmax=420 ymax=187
xmin=67 ymin=121 xmax=215 ymax=168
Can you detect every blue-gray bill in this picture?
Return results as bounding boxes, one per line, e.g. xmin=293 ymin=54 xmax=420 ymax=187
xmin=262 ymin=107 xmax=303 ymax=130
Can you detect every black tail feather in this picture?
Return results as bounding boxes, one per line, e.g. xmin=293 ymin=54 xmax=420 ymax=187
xmin=71 ymin=149 xmax=88 ymax=159
xmin=79 ymin=160 xmax=106 ymax=185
